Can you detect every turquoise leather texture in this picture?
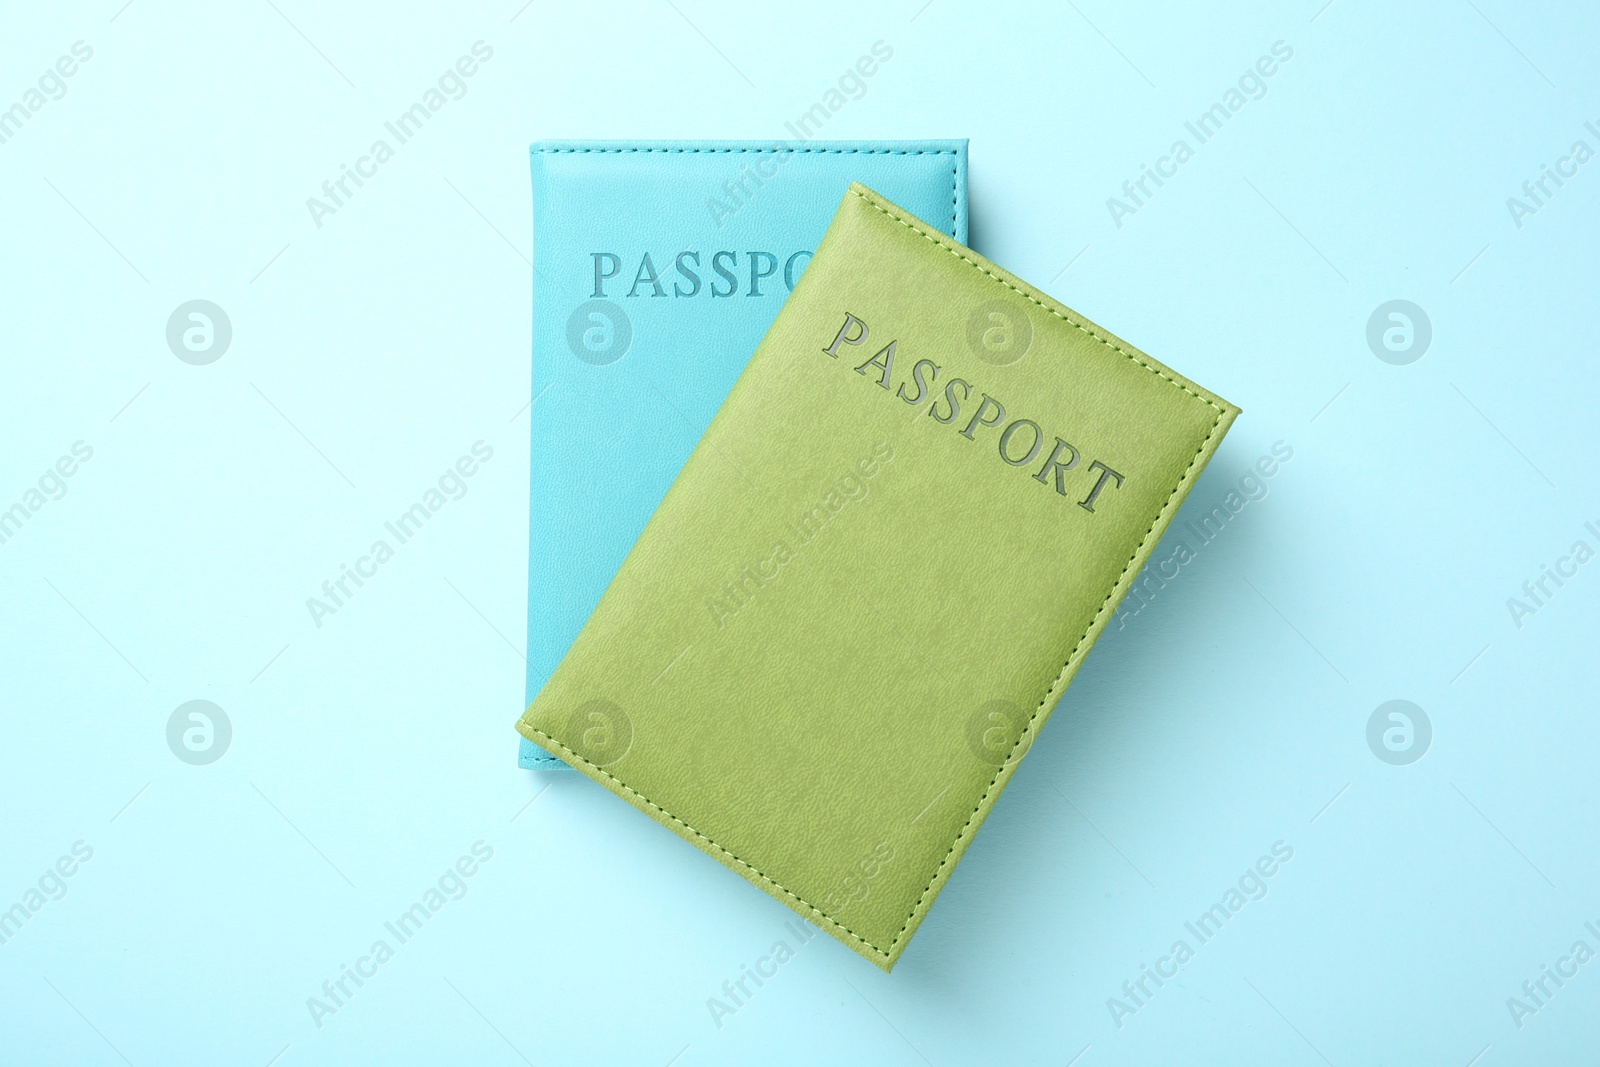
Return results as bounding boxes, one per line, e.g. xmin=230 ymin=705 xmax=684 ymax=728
xmin=521 ymin=140 xmax=968 ymax=767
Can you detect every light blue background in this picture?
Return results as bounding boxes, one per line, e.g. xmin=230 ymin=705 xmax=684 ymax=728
xmin=2 ymin=1 xmax=1596 ymax=1064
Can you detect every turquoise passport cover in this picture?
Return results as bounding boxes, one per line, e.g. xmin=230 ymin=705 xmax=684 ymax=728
xmin=522 ymin=139 xmax=968 ymax=767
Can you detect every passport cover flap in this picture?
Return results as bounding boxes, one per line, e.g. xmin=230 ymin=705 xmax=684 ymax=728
xmin=518 ymin=184 xmax=1238 ymax=969
xmin=523 ymin=140 xmax=968 ymax=767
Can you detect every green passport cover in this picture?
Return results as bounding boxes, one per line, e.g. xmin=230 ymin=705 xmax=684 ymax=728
xmin=516 ymin=183 xmax=1240 ymax=970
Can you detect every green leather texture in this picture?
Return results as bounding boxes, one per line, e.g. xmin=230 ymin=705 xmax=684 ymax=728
xmin=517 ymin=183 xmax=1240 ymax=971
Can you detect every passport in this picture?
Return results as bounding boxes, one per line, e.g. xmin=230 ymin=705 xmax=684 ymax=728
xmin=522 ymin=140 xmax=968 ymax=767
xmin=516 ymin=184 xmax=1240 ymax=969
